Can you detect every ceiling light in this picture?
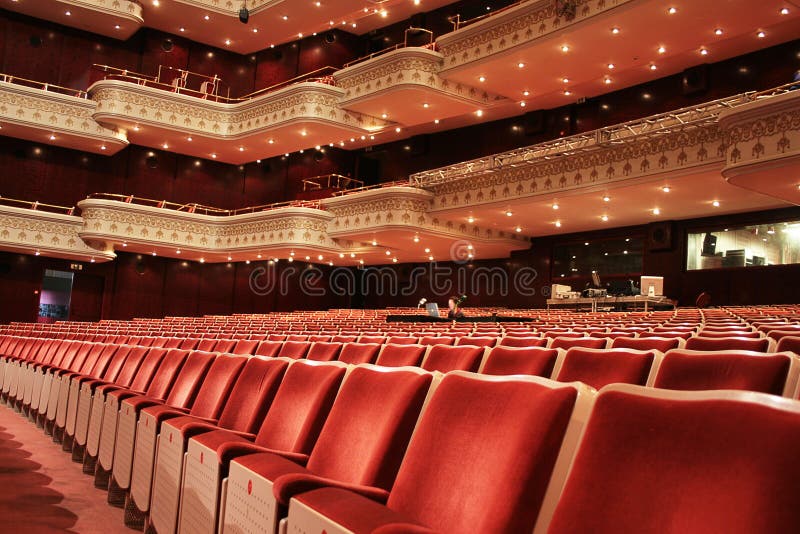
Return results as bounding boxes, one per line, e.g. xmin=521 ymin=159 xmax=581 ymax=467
xmin=114 ymin=25 xmax=120 ymax=30
xmin=287 ymin=257 xmax=294 ymax=262
xmin=282 ymin=15 xmax=288 ymax=20
xmin=187 ymin=136 xmax=193 ymax=142
xmin=475 ymin=109 xmax=484 ymax=118
xmin=268 ymin=139 xmax=274 ymax=144
xmin=133 ymin=125 xmax=140 ymax=131
xmin=478 ymin=76 xmax=486 ymax=82
xmin=505 ymin=210 xmax=513 ymax=217
xmin=35 ymin=251 xmax=40 ymax=256
xmin=552 ymin=203 xmax=559 ymax=210
xmin=65 ymin=10 xmax=71 ymax=15
xmin=714 ymin=28 xmax=723 ymax=35
xmin=757 ymin=30 xmax=766 ymax=38
xmin=203 ymin=14 xmax=210 ymax=20
xmin=607 ymin=63 xmax=615 ymax=69
xmin=199 ymin=258 xmax=205 ymax=263
xmin=561 ymin=45 xmax=570 ymax=52
xmin=611 ymin=27 xmax=620 ymax=34
xmin=381 ymin=113 xmax=388 ymax=119
xmin=523 ymin=90 xmax=530 ymax=96
xmin=562 ymin=77 xmax=569 ymax=83
xmin=564 ymin=90 xmax=572 ymax=95
xmin=176 ymin=249 xmax=181 ymax=254
xmin=658 ymin=46 xmax=666 ymax=54
xmin=424 ymin=248 xmax=430 ymax=253
xmin=257 ymin=254 xmax=262 ymax=259
xmin=49 ymin=134 xmax=56 ymax=140
xmin=712 ymin=200 xmax=720 ymax=207
xmin=350 ymin=253 xmax=355 ymax=258
xmin=603 ymin=195 xmax=610 ymax=202
xmin=662 ymin=186 xmax=671 ymax=193
xmin=515 ymin=226 xmax=522 ymax=232
xmin=238 ymin=147 xmax=244 ymax=152
xmin=253 ymin=28 xmax=258 ymax=33
xmin=180 ymin=27 xmax=186 ymax=32
xmin=649 ymin=64 xmax=657 ymax=71
xmin=466 ymin=244 xmax=473 ymax=250
xmin=700 ymin=48 xmax=709 ymax=55
xmin=519 ymin=101 xmax=527 ymax=107
xmin=392 ymin=258 xmax=398 ymax=263
xmin=652 ymin=208 xmax=661 ymax=215
xmin=152 ymin=252 xmax=157 ymax=256
xmin=122 ymin=242 xmax=127 ymax=247
xmin=422 ymin=103 xmax=429 ymax=108
xmin=428 ymin=256 xmax=434 ymax=261
xmin=211 ymin=153 xmax=217 ymax=159
xmin=371 ymin=240 xmax=377 ymax=246
xmin=467 ymin=216 xmax=474 ymax=223
xmin=227 ymin=255 xmax=232 ymax=261
xmin=555 ymin=221 xmax=562 ymax=227
xmin=162 ymin=143 xmax=168 ymax=149
xmin=517 ymin=62 xmax=525 ymax=68
xmin=413 ymin=235 xmax=420 ymax=242
xmin=604 ymin=77 xmax=612 ymax=84
xmin=100 ymin=145 xmax=107 ymax=151
xmin=395 ymin=127 xmax=401 ymax=132
xmin=317 ymin=254 xmax=323 ymax=260
xmin=601 ymin=215 xmax=609 ymax=222
xmin=385 ymin=250 xmax=391 ymax=255
xmin=780 ymin=8 xmax=789 ymax=15
xmin=667 ymin=7 xmax=677 ymax=14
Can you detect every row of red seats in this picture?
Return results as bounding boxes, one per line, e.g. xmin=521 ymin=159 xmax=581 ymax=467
xmin=3 ymin=336 xmax=800 ymax=533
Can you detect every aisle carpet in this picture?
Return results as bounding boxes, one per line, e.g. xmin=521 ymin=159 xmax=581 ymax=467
xmin=0 ymin=403 xmax=132 ymax=533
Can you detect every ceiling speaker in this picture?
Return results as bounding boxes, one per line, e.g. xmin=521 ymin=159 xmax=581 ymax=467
xmin=239 ymin=7 xmax=249 ymax=23
xmin=647 ymin=221 xmax=674 ymax=252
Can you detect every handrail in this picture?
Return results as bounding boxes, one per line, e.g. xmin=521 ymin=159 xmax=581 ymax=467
xmin=83 ymin=193 xmax=322 ymax=216
xmin=0 ymin=73 xmax=87 ymax=98
xmin=0 ymin=196 xmax=75 ymax=215
xmin=342 ymin=28 xmax=437 ymax=69
xmin=330 ymin=180 xmax=413 ymax=197
xmin=235 ymin=66 xmax=338 ymax=101
xmin=409 ymin=82 xmax=800 ymax=188
xmin=301 ymin=174 xmax=364 ymax=192
xmin=447 ymin=0 xmax=530 ymax=31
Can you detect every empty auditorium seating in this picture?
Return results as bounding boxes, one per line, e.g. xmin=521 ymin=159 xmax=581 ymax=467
xmin=497 ymin=336 xmax=548 ymax=347
xmin=549 ymin=336 xmax=609 ymax=350
xmin=611 ymin=336 xmax=682 ymax=352
xmin=305 ymin=342 xmax=343 ymax=362
xmin=542 ymin=385 xmax=800 ymax=533
xmin=650 ymin=349 xmax=798 ymax=396
xmin=286 ymin=372 xmax=593 ymax=533
xmin=220 ymin=365 xmax=433 ymax=534
xmin=375 ymin=344 xmax=427 ymax=367
xmin=336 ymin=343 xmax=381 ymax=365
xmin=456 ymin=336 xmax=497 ymax=347
xmin=421 ymin=344 xmax=484 ymax=373
xmin=553 ymin=347 xmax=656 ymax=390
xmin=777 ymin=336 xmax=800 ymax=355
xmin=176 ymin=360 xmax=347 ymax=534
xmin=277 ymin=340 xmax=312 ymax=359
xmin=684 ymin=336 xmax=772 ymax=352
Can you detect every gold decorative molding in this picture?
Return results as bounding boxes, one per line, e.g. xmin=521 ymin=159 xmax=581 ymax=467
xmin=5 ymin=0 xmax=143 ymax=40
xmin=89 ymin=80 xmax=390 ymax=138
xmin=0 ymin=205 xmax=115 ymax=262
xmin=437 ymin=0 xmax=633 ymax=73
xmin=77 ymin=199 xmax=342 ymax=256
xmin=334 ymin=48 xmax=508 ymax=111
xmin=426 ymin=123 xmax=725 ymax=210
xmin=0 ymin=80 xmax=128 ymax=154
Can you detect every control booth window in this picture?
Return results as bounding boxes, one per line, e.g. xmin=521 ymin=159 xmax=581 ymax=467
xmin=687 ymin=221 xmax=800 ymax=270
xmin=553 ymin=236 xmax=644 ymax=281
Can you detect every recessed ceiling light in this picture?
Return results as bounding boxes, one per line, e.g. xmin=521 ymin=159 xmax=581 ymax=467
xmin=371 ymin=240 xmax=377 ymax=246
xmin=662 ymin=185 xmax=671 ymax=193
xmin=203 ymin=14 xmax=210 ymax=20
xmin=650 ymin=64 xmax=657 ymax=71
xmin=667 ymin=7 xmax=677 ymax=14
xmin=555 ymin=221 xmax=562 ymax=227
xmin=519 ymin=101 xmax=526 ymax=107
xmin=604 ymin=77 xmax=612 ymax=84
xmin=712 ymin=200 xmax=720 ymax=207
xmin=225 ymin=39 xmax=231 ymax=45
xmin=282 ymin=15 xmax=288 ymax=20
xmin=100 ymin=145 xmax=106 ymax=151
xmin=517 ymin=62 xmax=525 ymax=68
xmin=413 ymin=235 xmax=420 ymax=242
xmin=478 ymin=76 xmax=486 ymax=82
xmin=607 ymin=63 xmax=615 ymax=69
xmin=780 ymin=8 xmax=789 ymax=15
xmin=433 ymin=119 xmax=440 ymax=124
xmin=395 ymin=127 xmax=402 ymax=132
xmin=714 ymin=28 xmax=723 ymax=35
xmin=467 ymin=216 xmax=474 ymax=223
xmin=422 ymin=103 xmax=429 ymax=108
xmin=176 ymin=249 xmax=181 ymax=254
xmin=603 ymin=195 xmax=611 ymax=202
xmin=211 ymin=153 xmax=217 ymax=159
xmin=505 ymin=210 xmax=513 ymax=217
xmin=601 ymin=215 xmax=609 ymax=222
xmin=65 ymin=10 xmax=71 ymax=15
xmin=561 ymin=45 xmax=570 ymax=52
xmin=562 ymin=77 xmax=569 ymax=83
xmin=424 ymin=247 xmax=430 ymax=253
xmin=385 ymin=250 xmax=391 ymax=255
xmin=199 ymin=258 xmax=205 ymax=263
xmin=757 ymin=30 xmax=766 ymax=38
xmin=392 ymin=258 xmax=398 ymax=263
xmin=187 ymin=136 xmax=193 ymax=142
xmin=475 ymin=110 xmax=484 ymax=117
xmin=180 ymin=27 xmax=186 ymax=32
xmin=611 ymin=27 xmax=620 ymax=34
xmin=49 ymin=134 xmax=56 ymax=140
xmin=268 ymin=139 xmax=274 ymax=144
xmin=238 ymin=147 xmax=244 ymax=151
xmin=381 ymin=113 xmax=388 ymax=119
xmin=658 ymin=46 xmax=666 ymax=54
xmin=253 ymin=28 xmax=258 ymax=33
xmin=428 ymin=256 xmax=434 ymax=261
xmin=700 ymin=48 xmax=709 ymax=56
xmin=515 ymin=226 xmax=522 ymax=232
xmin=523 ymin=90 xmax=530 ymax=96
xmin=162 ymin=143 xmax=168 ymax=149
xmin=652 ymin=208 xmax=661 ymax=215
xmin=114 ymin=25 xmax=120 ymax=30
xmin=564 ymin=90 xmax=572 ymax=95
xmin=552 ymin=203 xmax=559 ymax=210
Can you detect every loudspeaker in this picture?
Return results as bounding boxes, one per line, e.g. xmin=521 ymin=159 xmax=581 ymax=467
xmin=682 ymin=64 xmax=709 ymax=95
xmin=145 ymin=154 xmax=159 ymax=169
xmin=239 ymin=7 xmax=249 ymax=24
xmin=647 ymin=221 xmax=674 ymax=252
xmin=324 ymin=32 xmax=337 ymax=44
xmin=524 ymin=110 xmax=546 ymax=136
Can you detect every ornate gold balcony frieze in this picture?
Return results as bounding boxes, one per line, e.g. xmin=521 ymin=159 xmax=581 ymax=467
xmin=77 ymin=198 xmax=341 ymax=256
xmin=437 ymin=0 xmax=633 ymax=73
xmin=0 ymin=79 xmax=128 ymax=154
xmin=334 ymin=48 xmax=507 ymax=113
xmin=0 ymin=204 xmax=115 ymax=262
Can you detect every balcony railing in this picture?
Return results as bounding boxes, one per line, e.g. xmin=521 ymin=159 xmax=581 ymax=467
xmin=409 ymin=82 xmax=800 ymax=188
xmin=0 ymin=73 xmax=87 ymax=98
xmin=84 ymin=193 xmax=321 ymax=216
xmin=301 ymin=174 xmax=363 ymax=192
xmin=0 ymin=196 xmax=75 ymax=215
xmin=342 ymin=28 xmax=437 ymax=69
xmin=90 ymin=64 xmax=337 ymax=103
xmin=446 ymin=0 xmax=529 ymax=31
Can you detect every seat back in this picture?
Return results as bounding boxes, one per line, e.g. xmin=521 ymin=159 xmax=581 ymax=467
xmin=195 ymin=338 xmax=217 ymax=352
xmin=303 ymin=366 xmax=432 ymax=490
xmin=162 ymin=350 xmax=217 ymax=408
xmin=549 ymin=337 xmax=608 ymax=350
xmin=100 ymin=345 xmax=134 ymax=383
xmin=336 ymin=343 xmax=381 ymax=365
xmin=554 ymin=348 xmax=655 ymax=390
xmin=179 ymin=338 xmax=200 ymax=350
xmin=254 ymin=361 xmax=347 ymax=454
xmin=498 ymin=336 xmax=548 ymax=348
xmin=543 ymin=385 xmax=800 ymax=533
xmin=387 ymin=372 xmax=590 ymax=533
xmin=457 ymin=336 xmax=497 ymax=347
xmin=216 ymin=358 xmax=290 ymax=433
xmin=306 ymin=342 xmax=343 ymax=362
xmin=421 ymin=345 xmax=484 ymax=373
xmin=357 ymin=335 xmax=387 ymax=345
xmin=684 ymin=336 xmax=771 ymax=352
xmin=143 ymin=348 xmax=190 ymax=399
xmin=419 ymin=336 xmax=455 ymax=346
xmin=123 ymin=347 xmax=165 ymax=390
xmin=186 ymin=354 xmax=248 ymax=419
xmin=212 ymin=339 xmax=237 ymax=353
xmin=777 ymin=336 xmax=800 ymax=354
xmin=278 ymin=341 xmax=312 ymax=359
xmin=480 ymin=346 xmax=559 ymax=377
xmin=255 ymin=340 xmax=282 ymax=357
xmin=386 ymin=336 xmax=418 ymax=345
xmin=161 ymin=338 xmax=183 ymax=349
xmin=652 ymin=349 xmax=796 ymax=396
xmin=230 ymin=339 xmax=258 ymax=355
xmin=611 ymin=336 xmax=681 ymax=352
xmin=376 ymin=344 xmax=427 ymax=368
xmin=86 ymin=344 xmax=119 ymax=379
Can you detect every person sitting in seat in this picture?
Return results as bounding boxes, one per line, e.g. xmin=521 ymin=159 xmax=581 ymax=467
xmin=448 ymin=295 xmax=466 ymax=319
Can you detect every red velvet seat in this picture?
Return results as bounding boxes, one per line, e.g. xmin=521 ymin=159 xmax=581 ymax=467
xmin=212 ymin=339 xmax=237 ymax=353
xmin=255 ymin=340 xmax=283 ymax=357
xmin=652 ymin=349 xmax=797 ymax=396
xmin=611 ymin=336 xmax=681 ymax=352
xmin=176 ymin=361 xmax=347 ymax=534
xmin=684 ymin=336 xmax=771 ymax=353
xmin=230 ymin=339 xmax=259 ymax=355
xmin=287 ymin=372 xmax=592 ymax=534
xmin=195 ymin=338 xmax=217 ymax=351
xmin=358 ymin=335 xmax=388 ymax=344
xmin=221 ymin=365 xmax=432 ymax=534
xmin=306 ymin=342 xmax=343 ymax=362
xmin=418 ymin=336 xmax=456 ymax=346
xmin=549 ymin=336 xmax=608 ymax=350
xmin=386 ymin=336 xmax=418 ymax=345
xmin=147 ymin=357 xmax=290 ymax=534
xmin=277 ymin=341 xmax=312 ymax=359
xmin=480 ymin=346 xmax=559 ymax=377
xmin=125 ymin=354 xmax=250 ymax=526
xmin=331 ymin=335 xmax=359 ymax=343
xmin=375 ymin=344 xmax=427 ymax=368
xmin=554 ymin=348 xmax=655 ymax=390
xmin=108 ymin=350 xmax=219 ymax=505
xmin=178 ymin=338 xmax=200 ymax=350
xmin=421 ymin=344 xmax=484 ymax=373
xmin=498 ymin=336 xmax=548 ymax=347
xmin=696 ymin=330 xmax=761 ymax=338
xmin=457 ymin=336 xmax=497 ymax=347
xmin=308 ymin=335 xmax=332 ymax=343
xmin=777 ymin=336 xmax=800 ymax=355
xmin=639 ymin=330 xmax=693 ymax=339
xmin=336 ymin=343 xmax=381 ymax=365
xmin=544 ymin=385 xmax=800 ymax=533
